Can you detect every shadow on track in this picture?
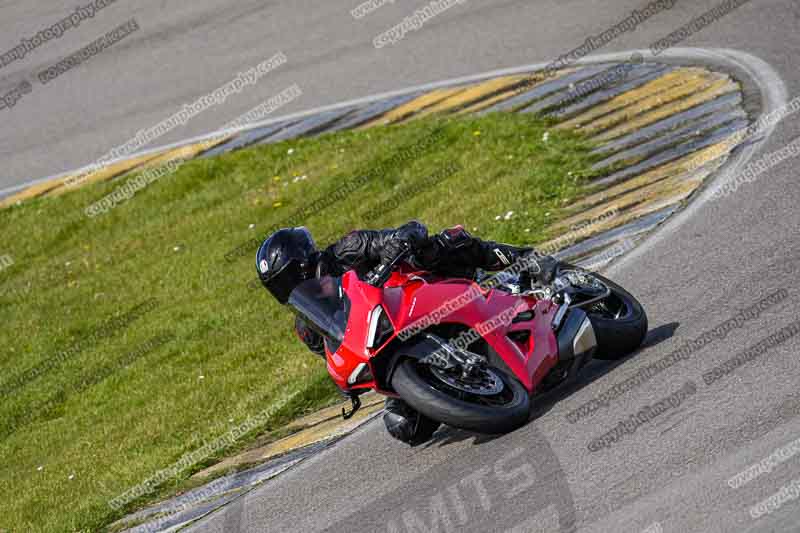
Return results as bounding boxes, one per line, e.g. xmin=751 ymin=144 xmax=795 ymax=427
xmin=529 ymin=321 xmax=680 ymax=421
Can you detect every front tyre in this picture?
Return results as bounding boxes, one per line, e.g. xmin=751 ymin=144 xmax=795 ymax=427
xmin=392 ymin=360 xmax=530 ymax=434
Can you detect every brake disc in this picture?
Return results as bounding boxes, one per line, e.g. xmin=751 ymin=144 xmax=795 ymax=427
xmin=429 ymin=366 xmax=505 ymax=396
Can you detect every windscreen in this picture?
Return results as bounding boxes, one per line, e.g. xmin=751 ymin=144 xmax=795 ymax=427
xmin=287 ymin=276 xmax=350 ymax=343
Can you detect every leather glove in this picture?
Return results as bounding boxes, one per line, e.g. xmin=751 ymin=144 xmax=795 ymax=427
xmin=394 ymin=220 xmax=428 ymax=249
xmin=369 ymin=239 xmax=411 ymax=286
xmin=526 ymin=251 xmax=559 ymax=286
xmin=378 ymin=238 xmax=411 ymax=265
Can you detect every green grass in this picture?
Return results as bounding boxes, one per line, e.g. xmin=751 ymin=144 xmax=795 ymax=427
xmin=0 ymin=112 xmax=598 ymax=532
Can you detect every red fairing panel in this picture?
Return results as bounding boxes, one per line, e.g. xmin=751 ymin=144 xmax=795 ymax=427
xmin=331 ymin=269 xmax=559 ymax=393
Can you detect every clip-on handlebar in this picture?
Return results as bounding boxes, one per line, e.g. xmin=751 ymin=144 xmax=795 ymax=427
xmin=365 ymin=246 xmax=412 ymax=287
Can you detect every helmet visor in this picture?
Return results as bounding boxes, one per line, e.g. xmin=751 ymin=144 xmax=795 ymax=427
xmin=263 ymin=259 xmax=307 ymax=304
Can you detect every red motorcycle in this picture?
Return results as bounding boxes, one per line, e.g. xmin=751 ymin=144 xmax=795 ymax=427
xmin=287 ymin=250 xmax=647 ymax=434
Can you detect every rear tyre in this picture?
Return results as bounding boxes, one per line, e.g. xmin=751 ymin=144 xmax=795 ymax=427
xmin=582 ymin=272 xmax=648 ymax=360
xmin=391 ymin=359 xmax=530 ymax=434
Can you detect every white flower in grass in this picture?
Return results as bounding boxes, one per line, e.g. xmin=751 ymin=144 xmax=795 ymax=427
xmin=198 ymin=375 xmax=205 ymax=380
xmin=287 ymin=148 xmax=295 ymax=155
xmin=525 ymin=228 xmax=531 ymax=233
xmin=37 ymin=466 xmax=44 ymax=472
xmin=68 ymin=474 xmax=75 ymax=480
xmin=249 ymin=224 xmax=255 ymax=229
xmin=542 ymin=131 xmax=550 ymax=142
xmin=173 ymin=246 xmax=181 ymax=252
xmin=495 ymin=215 xmax=501 ymax=220
xmin=504 ymin=211 xmax=514 ymax=220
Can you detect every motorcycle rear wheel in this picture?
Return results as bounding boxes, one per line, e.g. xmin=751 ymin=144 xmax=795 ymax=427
xmin=392 ymin=359 xmax=530 ymax=434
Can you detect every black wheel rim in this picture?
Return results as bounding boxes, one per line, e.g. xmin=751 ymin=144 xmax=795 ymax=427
xmin=417 ymin=362 xmax=518 ymax=408
xmin=430 ymin=366 xmax=504 ymax=396
xmin=588 ymin=291 xmax=632 ymax=320
xmin=563 ymin=269 xmax=633 ymax=321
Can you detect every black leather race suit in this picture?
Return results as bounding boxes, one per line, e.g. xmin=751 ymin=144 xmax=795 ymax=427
xmin=294 ymin=221 xmax=532 ymax=355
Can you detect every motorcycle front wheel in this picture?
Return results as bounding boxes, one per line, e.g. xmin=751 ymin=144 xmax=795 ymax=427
xmin=391 ymin=359 xmax=530 ymax=434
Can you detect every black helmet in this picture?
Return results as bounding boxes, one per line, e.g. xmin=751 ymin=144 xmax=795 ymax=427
xmin=256 ymin=227 xmax=319 ymax=304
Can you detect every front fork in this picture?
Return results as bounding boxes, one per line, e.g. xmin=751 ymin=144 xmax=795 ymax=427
xmin=418 ymin=333 xmax=488 ymax=378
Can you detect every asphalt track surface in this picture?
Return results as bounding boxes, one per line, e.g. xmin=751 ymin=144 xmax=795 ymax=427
xmin=4 ymin=1 xmax=800 ymax=532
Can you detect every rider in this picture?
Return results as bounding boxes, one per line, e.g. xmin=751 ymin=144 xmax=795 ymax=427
xmin=256 ymin=221 xmax=558 ymax=445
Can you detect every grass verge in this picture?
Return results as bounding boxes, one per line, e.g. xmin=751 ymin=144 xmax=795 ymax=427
xmin=0 ymin=112 xmax=598 ymax=532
